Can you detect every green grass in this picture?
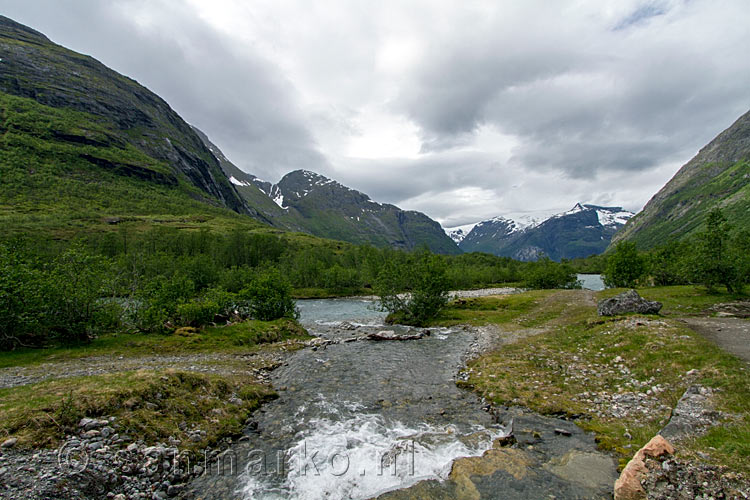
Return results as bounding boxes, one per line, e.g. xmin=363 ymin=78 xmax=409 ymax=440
xmin=0 ymin=370 xmax=275 ymax=452
xmin=440 ymin=286 xmax=750 ymax=474
xmin=429 ymin=291 xmax=555 ymax=327
xmin=0 ymin=319 xmax=311 ymax=369
xmin=598 ymin=285 xmax=738 ymax=317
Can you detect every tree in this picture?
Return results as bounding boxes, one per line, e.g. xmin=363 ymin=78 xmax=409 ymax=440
xmin=604 ymin=241 xmax=646 ymax=288
xmin=239 ymin=268 xmax=298 ymax=321
xmin=522 ymin=258 xmax=581 ymax=289
xmin=692 ymin=208 xmax=749 ymax=294
xmin=375 ymin=251 xmax=450 ymax=326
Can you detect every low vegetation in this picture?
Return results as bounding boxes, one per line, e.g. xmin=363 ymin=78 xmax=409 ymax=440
xmin=439 ymin=287 xmax=750 ymax=474
xmin=0 ymin=370 xmax=276 ymax=453
xmin=604 ymin=208 xmax=750 ymax=293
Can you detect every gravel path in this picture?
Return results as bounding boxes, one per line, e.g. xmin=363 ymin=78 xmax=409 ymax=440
xmin=681 ymin=316 xmax=750 ymax=363
xmin=0 ymin=347 xmax=300 ymax=389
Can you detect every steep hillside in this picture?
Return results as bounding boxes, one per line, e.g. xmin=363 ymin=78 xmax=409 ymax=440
xmin=459 ymin=204 xmax=633 ymax=260
xmin=612 ymin=109 xmax=750 ymax=248
xmin=0 ymin=15 xmax=252 ymax=236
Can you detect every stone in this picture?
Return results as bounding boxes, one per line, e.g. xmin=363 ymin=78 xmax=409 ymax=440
xmin=1 ymin=438 xmax=17 ymax=448
xmin=544 ymin=450 xmax=618 ymax=491
xmin=614 ymin=435 xmax=674 ymax=500
xmin=598 ymin=290 xmax=662 ymax=316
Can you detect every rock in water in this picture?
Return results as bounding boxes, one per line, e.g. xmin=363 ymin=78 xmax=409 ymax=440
xmin=597 ymin=290 xmax=662 ymax=316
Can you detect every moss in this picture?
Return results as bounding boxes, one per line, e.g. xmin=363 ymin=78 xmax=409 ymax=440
xmin=0 ymin=370 xmax=275 ymax=453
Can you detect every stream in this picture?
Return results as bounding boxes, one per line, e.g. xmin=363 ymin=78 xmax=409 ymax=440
xmin=189 ymin=294 xmax=617 ymax=499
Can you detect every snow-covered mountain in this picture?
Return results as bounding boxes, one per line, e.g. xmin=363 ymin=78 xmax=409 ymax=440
xmin=455 ymin=204 xmax=635 ymax=261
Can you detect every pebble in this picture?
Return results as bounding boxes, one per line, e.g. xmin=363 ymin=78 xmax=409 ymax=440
xmin=1 ymin=438 xmax=17 ymax=449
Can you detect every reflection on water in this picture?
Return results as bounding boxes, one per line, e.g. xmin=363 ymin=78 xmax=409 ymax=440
xmin=577 ymin=274 xmax=605 ymax=291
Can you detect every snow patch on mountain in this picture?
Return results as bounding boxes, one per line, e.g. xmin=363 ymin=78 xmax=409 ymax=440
xmin=444 ymin=222 xmax=478 ymax=244
xmin=595 ymin=208 xmax=634 ymax=226
xmin=229 ymin=176 xmax=252 ymax=187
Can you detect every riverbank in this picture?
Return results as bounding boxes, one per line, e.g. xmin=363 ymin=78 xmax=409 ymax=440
xmin=434 ymin=286 xmax=750 ymax=497
xmin=0 ymin=319 xmax=312 ymax=499
xmin=2 ymin=286 xmax=748 ymax=499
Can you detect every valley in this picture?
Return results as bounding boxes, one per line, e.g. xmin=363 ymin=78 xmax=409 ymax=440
xmin=1 ymin=9 xmax=750 ymax=500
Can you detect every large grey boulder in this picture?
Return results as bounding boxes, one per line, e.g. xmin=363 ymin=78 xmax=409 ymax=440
xmin=597 ymin=289 xmax=662 ymax=316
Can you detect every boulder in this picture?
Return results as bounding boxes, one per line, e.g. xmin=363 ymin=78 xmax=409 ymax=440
xmin=598 ymin=290 xmax=662 ymax=316
xmin=614 ymin=435 xmax=674 ymax=500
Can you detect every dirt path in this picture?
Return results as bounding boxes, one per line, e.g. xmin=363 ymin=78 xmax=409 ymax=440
xmin=0 ymin=347 xmax=297 ymax=389
xmin=681 ymin=316 xmax=750 ymax=363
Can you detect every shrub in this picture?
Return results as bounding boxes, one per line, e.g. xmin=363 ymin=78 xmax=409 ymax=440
xmin=47 ymin=246 xmax=110 ymax=342
xmin=604 ymin=242 xmax=646 ymax=288
xmin=522 ymin=258 xmax=580 ymax=289
xmin=136 ymin=275 xmax=196 ymax=332
xmin=238 ymin=268 xmax=298 ymax=321
xmin=376 ymin=251 xmax=451 ymax=326
xmin=0 ymin=244 xmax=49 ymax=349
xmin=176 ymin=300 xmax=221 ymax=327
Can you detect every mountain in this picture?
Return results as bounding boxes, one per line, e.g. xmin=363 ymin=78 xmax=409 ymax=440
xmin=0 ymin=15 xmax=257 ymax=236
xmin=0 ymin=15 xmax=457 ymax=254
xmin=194 ymin=131 xmax=461 ymax=254
xmin=457 ymin=204 xmax=634 ymax=260
xmin=612 ymin=109 xmax=750 ymax=249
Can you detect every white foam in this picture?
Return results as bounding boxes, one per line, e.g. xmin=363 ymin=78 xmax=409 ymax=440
xmin=240 ymin=399 xmax=504 ymax=499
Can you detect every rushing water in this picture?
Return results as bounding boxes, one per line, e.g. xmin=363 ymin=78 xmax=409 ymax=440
xmin=192 ymin=298 xmax=506 ymax=499
xmin=190 ymin=295 xmax=616 ymax=499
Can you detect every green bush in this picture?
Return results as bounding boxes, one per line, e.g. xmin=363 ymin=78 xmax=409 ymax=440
xmin=176 ymin=300 xmax=221 ymax=327
xmin=604 ymin=242 xmax=646 ymax=288
xmin=47 ymin=246 xmax=110 ymax=342
xmin=522 ymin=258 xmax=580 ymax=289
xmin=136 ymin=275 xmax=195 ymax=332
xmin=0 ymin=244 xmax=49 ymax=349
xmin=239 ymin=268 xmax=298 ymax=321
xmin=376 ymin=251 xmax=451 ymax=326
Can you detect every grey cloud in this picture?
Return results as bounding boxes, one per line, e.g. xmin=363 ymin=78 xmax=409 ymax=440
xmin=1 ymin=0 xmax=749 ymax=226
xmin=0 ymin=0 xmax=327 ymax=181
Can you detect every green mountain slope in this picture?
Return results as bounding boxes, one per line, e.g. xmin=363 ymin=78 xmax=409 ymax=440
xmin=0 ymin=15 xmax=251 ymax=236
xmin=612 ymin=110 xmax=750 ymax=248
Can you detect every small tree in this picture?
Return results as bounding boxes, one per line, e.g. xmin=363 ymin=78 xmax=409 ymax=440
xmin=239 ymin=268 xmax=298 ymax=321
xmin=375 ymin=251 xmax=450 ymax=326
xmin=604 ymin=241 xmax=646 ymax=288
xmin=522 ymin=258 xmax=581 ymax=289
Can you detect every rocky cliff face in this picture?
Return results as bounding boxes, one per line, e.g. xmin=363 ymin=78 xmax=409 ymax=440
xmin=194 ymin=129 xmax=462 ymax=253
xmin=0 ymin=15 xmax=247 ymax=213
xmin=263 ymin=169 xmax=462 ymax=254
xmin=458 ymin=204 xmax=633 ymax=261
xmin=612 ymin=109 xmax=750 ymax=249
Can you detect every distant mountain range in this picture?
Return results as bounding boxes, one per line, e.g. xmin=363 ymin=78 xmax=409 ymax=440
xmin=448 ymin=204 xmax=634 ymax=260
xmin=193 ymin=128 xmax=460 ymax=254
xmin=612 ymin=109 xmax=750 ymax=249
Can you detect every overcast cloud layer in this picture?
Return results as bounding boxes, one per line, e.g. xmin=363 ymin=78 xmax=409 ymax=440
xmin=2 ymin=0 xmax=749 ymax=227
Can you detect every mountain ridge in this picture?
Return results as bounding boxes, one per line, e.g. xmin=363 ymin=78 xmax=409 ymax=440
xmin=454 ymin=204 xmax=634 ymax=260
xmin=611 ymin=109 xmax=750 ymax=248
xmin=0 ymin=15 xmax=249 ymax=215
xmin=192 ymin=129 xmax=461 ymax=254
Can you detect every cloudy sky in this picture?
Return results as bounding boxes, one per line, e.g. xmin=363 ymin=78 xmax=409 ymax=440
xmin=2 ymin=0 xmax=749 ymax=227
